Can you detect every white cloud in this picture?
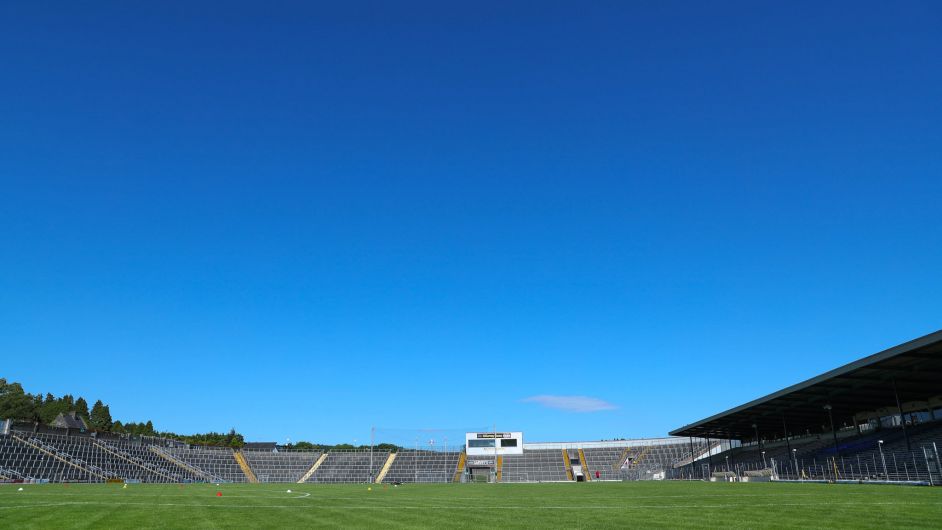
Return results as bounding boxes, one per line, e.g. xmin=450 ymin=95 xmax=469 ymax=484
xmin=522 ymin=395 xmax=618 ymax=413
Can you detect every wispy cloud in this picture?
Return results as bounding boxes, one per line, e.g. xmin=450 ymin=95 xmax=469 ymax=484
xmin=522 ymin=395 xmax=618 ymax=413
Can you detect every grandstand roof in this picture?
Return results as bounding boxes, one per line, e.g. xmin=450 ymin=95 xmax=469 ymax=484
xmin=669 ymin=329 xmax=942 ymax=440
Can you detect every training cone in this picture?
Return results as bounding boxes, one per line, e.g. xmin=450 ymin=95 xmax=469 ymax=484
xmin=286 ymin=489 xmax=292 ymax=493
xmin=367 ymin=487 xmax=372 ymax=491
xmin=17 ymin=487 xmax=23 ymax=491
xmin=217 ymin=491 xmax=222 ymax=497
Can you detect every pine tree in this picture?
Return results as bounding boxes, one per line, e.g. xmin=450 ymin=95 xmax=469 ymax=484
xmin=75 ymin=397 xmax=89 ymax=417
xmin=0 ymin=380 xmax=38 ymax=421
xmin=89 ymin=400 xmax=113 ymax=430
xmin=38 ymin=393 xmax=64 ymax=424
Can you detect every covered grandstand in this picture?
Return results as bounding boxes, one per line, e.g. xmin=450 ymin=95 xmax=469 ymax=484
xmin=671 ymin=329 xmax=942 ymax=484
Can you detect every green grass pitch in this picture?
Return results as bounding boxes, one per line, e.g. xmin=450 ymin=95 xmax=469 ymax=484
xmin=1 ymin=481 xmax=940 ymax=528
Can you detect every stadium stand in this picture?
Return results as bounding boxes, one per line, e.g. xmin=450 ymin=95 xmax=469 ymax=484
xmin=582 ymin=446 xmax=626 ymax=480
xmin=16 ymin=433 xmax=111 ymax=481
xmin=305 ymin=450 xmax=388 ymax=484
xmin=24 ymin=432 xmax=209 ymax=483
xmin=381 ymin=450 xmax=461 ymax=483
xmin=97 ymin=439 xmax=203 ymax=482
xmin=500 ymin=449 xmax=569 ymax=482
xmin=672 ymin=330 xmax=942 ymax=485
xmin=0 ymin=434 xmax=94 ymax=482
xmin=242 ymin=449 xmax=321 ymax=483
xmin=298 ymin=453 xmax=328 ymax=483
xmin=162 ymin=446 xmax=248 ymax=483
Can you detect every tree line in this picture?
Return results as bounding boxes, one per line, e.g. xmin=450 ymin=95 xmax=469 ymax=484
xmin=0 ymin=377 xmax=246 ymax=447
xmin=0 ymin=378 xmax=406 ymax=451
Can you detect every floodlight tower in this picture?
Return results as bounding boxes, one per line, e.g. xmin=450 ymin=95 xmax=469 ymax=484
xmin=878 ymin=440 xmax=888 ymax=478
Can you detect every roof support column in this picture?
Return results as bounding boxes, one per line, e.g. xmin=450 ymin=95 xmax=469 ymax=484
xmin=688 ymin=436 xmax=697 ymax=479
xmin=782 ymin=414 xmax=792 ymax=456
xmin=824 ymin=404 xmax=839 ymax=457
xmin=706 ymin=436 xmax=713 ymax=472
xmin=892 ymin=378 xmax=911 ymax=452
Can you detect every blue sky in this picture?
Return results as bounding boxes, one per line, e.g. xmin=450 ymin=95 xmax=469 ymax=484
xmin=1 ymin=1 xmax=940 ymax=445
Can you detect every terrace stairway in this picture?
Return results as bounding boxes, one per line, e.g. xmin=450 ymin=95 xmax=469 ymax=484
xmin=375 ymin=453 xmax=396 ymax=483
xmin=562 ymin=449 xmax=574 ymax=480
xmin=578 ymin=449 xmax=590 ymax=480
xmin=453 ymin=452 xmax=466 ymax=483
xmin=233 ymin=450 xmax=259 ymax=483
xmin=298 ymin=453 xmax=328 ymax=483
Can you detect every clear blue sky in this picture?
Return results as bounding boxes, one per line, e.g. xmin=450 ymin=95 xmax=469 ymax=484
xmin=1 ymin=1 xmax=940 ymax=445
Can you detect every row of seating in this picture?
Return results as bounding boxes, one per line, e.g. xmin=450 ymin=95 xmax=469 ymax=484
xmin=501 ymin=449 xmax=568 ymax=482
xmin=305 ymin=451 xmax=388 ymax=483
xmin=99 ymin=439 xmax=204 ymax=482
xmin=0 ymin=435 xmax=93 ymax=482
xmin=382 ymin=450 xmax=461 ymax=483
xmin=163 ymin=446 xmax=249 ymax=483
xmin=581 ymin=440 xmax=713 ymax=480
xmin=0 ymin=430 xmax=707 ymax=484
xmin=703 ymin=419 xmax=942 ymax=483
xmin=242 ymin=450 xmax=321 ymax=483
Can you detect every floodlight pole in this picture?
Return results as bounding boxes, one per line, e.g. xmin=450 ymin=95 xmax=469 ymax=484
xmin=792 ymin=449 xmax=798 ymax=479
xmin=933 ymin=443 xmax=942 ymax=478
xmin=922 ymin=447 xmax=934 ymax=487
xmin=878 ymin=440 xmax=888 ymax=478
xmin=370 ymin=426 xmax=375 ymax=483
xmin=494 ymin=423 xmax=498 ymax=482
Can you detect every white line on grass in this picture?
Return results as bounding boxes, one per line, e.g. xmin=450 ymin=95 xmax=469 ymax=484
xmin=0 ymin=501 xmax=938 ymax=510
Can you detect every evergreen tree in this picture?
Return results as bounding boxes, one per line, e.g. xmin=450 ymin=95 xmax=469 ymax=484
xmin=75 ymin=397 xmax=89 ymax=417
xmin=101 ymin=404 xmax=112 ymax=430
xmin=89 ymin=400 xmax=113 ymax=430
xmin=38 ymin=393 xmax=65 ymax=424
xmin=0 ymin=379 xmax=38 ymax=421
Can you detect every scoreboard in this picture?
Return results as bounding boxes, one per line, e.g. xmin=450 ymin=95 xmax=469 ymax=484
xmin=465 ymin=431 xmax=524 ymax=456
